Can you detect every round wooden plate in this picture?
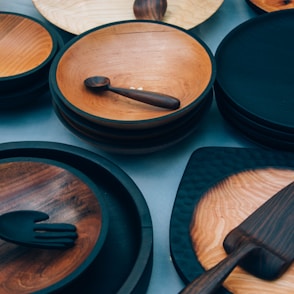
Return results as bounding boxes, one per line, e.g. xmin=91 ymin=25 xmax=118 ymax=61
xmin=0 ymin=141 xmax=153 ymax=294
xmin=246 ymin=0 xmax=294 ymax=13
xmin=0 ymin=158 xmax=108 ymax=294
xmin=191 ymin=168 xmax=294 ymax=294
xmin=32 ymin=0 xmax=223 ymax=35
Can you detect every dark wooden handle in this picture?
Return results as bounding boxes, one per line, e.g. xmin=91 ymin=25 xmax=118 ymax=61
xmin=133 ymin=0 xmax=167 ymax=20
xmin=109 ymin=86 xmax=180 ymax=110
xmin=180 ymin=241 xmax=257 ymax=294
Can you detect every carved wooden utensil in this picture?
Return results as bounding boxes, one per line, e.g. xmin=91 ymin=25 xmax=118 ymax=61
xmin=181 ymin=181 xmax=294 ymax=294
xmin=133 ymin=0 xmax=167 ymax=21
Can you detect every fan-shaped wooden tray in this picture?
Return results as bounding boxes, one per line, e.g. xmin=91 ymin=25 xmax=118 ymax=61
xmin=32 ymin=0 xmax=223 ymax=35
xmin=170 ymin=147 xmax=294 ymax=294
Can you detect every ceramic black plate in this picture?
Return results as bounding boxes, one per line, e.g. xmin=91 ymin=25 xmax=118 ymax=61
xmin=170 ymin=147 xmax=294 ymax=293
xmin=0 ymin=141 xmax=153 ymax=294
xmin=215 ymin=9 xmax=294 ymax=133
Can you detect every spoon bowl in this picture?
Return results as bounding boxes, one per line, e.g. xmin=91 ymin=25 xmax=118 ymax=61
xmin=84 ymin=76 xmax=181 ymax=110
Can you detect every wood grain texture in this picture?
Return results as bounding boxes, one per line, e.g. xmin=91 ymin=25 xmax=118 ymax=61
xmin=247 ymin=0 xmax=294 ymax=12
xmin=32 ymin=0 xmax=223 ymax=35
xmin=190 ymin=168 xmax=294 ymax=294
xmin=55 ymin=22 xmax=213 ymax=126
xmin=0 ymin=14 xmax=53 ymax=77
xmin=0 ymin=159 xmax=103 ymax=293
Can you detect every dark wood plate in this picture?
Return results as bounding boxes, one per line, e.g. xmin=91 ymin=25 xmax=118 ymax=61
xmin=0 ymin=141 xmax=153 ymax=294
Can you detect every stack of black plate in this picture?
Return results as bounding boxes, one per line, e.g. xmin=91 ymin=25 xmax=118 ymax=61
xmin=215 ymin=10 xmax=294 ymax=151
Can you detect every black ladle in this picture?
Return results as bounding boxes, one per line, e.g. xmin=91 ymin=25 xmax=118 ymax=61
xmin=84 ymin=76 xmax=180 ymax=110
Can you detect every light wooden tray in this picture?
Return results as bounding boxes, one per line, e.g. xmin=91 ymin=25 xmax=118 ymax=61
xmin=191 ymin=168 xmax=294 ymax=294
xmin=32 ymin=0 xmax=223 ymax=35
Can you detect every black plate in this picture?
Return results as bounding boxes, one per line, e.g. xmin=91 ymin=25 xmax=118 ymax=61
xmin=0 ymin=141 xmax=153 ymax=294
xmin=52 ymin=91 xmax=213 ymax=154
xmin=216 ymin=93 xmax=294 ymax=151
xmin=170 ymin=147 xmax=294 ymax=294
xmin=215 ymin=10 xmax=294 ymax=133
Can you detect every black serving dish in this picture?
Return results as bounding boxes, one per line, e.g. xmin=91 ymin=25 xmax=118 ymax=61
xmin=0 ymin=141 xmax=153 ymax=294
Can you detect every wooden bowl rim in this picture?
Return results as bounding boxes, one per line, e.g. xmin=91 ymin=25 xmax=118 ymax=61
xmin=0 ymin=156 xmax=109 ymax=294
xmin=49 ymin=20 xmax=216 ymax=129
xmin=0 ymin=12 xmax=59 ymax=81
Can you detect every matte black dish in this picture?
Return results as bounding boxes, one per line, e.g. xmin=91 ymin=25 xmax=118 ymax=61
xmin=0 ymin=141 xmax=153 ymax=294
xmin=170 ymin=147 xmax=294 ymax=294
xmin=215 ymin=10 xmax=294 ymax=134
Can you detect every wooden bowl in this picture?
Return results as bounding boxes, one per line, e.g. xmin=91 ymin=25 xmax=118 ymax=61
xmin=246 ymin=0 xmax=294 ymax=13
xmin=0 ymin=12 xmax=60 ymax=94
xmin=0 ymin=157 xmax=108 ymax=293
xmin=50 ymin=20 xmax=215 ymax=130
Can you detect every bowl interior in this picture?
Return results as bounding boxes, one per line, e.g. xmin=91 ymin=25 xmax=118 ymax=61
xmin=55 ymin=21 xmax=213 ymax=126
xmin=0 ymin=13 xmax=53 ymax=78
xmin=0 ymin=158 xmax=106 ymax=293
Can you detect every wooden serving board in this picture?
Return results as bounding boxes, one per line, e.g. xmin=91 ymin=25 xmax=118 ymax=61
xmin=170 ymin=147 xmax=294 ymax=294
xmin=190 ymin=168 xmax=294 ymax=294
xmin=32 ymin=0 xmax=224 ymax=35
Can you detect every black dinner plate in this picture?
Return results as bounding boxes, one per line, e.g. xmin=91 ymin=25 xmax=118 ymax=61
xmin=0 ymin=141 xmax=153 ymax=294
xmin=215 ymin=9 xmax=294 ymax=133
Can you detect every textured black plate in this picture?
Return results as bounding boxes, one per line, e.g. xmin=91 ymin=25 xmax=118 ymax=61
xmin=170 ymin=147 xmax=294 ymax=294
xmin=0 ymin=141 xmax=153 ymax=294
xmin=215 ymin=10 xmax=294 ymax=133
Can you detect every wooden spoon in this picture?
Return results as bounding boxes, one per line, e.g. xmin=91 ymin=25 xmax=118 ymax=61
xmin=84 ymin=76 xmax=180 ymax=110
xmin=133 ymin=0 xmax=167 ymax=21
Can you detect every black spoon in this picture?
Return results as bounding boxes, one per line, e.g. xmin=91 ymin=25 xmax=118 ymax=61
xmin=84 ymin=76 xmax=180 ymax=110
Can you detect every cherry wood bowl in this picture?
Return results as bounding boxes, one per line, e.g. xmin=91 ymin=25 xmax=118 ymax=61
xmin=0 ymin=157 xmax=108 ymax=294
xmin=50 ymin=20 xmax=215 ymax=130
xmin=246 ymin=0 xmax=294 ymax=13
xmin=0 ymin=12 xmax=60 ymax=95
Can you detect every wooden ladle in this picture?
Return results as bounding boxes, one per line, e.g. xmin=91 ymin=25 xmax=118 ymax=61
xmin=133 ymin=0 xmax=167 ymax=21
xmin=84 ymin=76 xmax=180 ymax=110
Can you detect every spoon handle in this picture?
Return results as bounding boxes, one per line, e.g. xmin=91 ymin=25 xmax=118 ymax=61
xmin=108 ymin=86 xmax=180 ymax=110
xmin=180 ymin=241 xmax=256 ymax=294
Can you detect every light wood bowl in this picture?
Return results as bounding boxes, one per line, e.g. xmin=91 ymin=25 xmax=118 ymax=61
xmin=0 ymin=12 xmax=59 ymax=94
xmin=51 ymin=20 xmax=215 ymax=130
xmin=190 ymin=168 xmax=294 ymax=294
xmin=0 ymin=158 xmax=108 ymax=293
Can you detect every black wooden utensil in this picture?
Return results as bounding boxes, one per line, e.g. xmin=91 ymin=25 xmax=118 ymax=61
xmin=84 ymin=76 xmax=180 ymax=110
xmin=0 ymin=210 xmax=78 ymax=249
xmin=181 ymin=181 xmax=294 ymax=294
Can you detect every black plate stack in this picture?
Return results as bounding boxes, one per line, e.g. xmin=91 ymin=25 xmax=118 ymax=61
xmin=215 ymin=10 xmax=294 ymax=151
